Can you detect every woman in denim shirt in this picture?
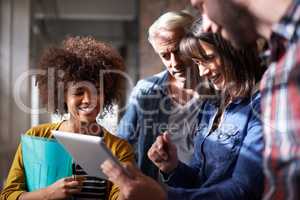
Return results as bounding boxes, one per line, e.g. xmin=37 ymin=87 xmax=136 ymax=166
xmin=147 ymin=27 xmax=266 ymax=199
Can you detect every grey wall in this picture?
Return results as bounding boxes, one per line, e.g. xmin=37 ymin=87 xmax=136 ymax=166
xmin=0 ymin=0 xmax=31 ymax=188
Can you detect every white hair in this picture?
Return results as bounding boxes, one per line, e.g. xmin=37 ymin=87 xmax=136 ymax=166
xmin=148 ymin=11 xmax=194 ymax=45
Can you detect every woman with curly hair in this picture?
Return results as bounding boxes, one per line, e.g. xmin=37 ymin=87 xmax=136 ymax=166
xmin=1 ymin=36 xmax=134 ymax=200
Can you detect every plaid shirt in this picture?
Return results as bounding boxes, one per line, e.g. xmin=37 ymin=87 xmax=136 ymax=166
xmin=261 ymin=1 xmax=300 ymax=200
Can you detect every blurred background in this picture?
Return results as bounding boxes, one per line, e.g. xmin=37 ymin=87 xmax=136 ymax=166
xmin=0 ymin=0 xmax=192 ymax=189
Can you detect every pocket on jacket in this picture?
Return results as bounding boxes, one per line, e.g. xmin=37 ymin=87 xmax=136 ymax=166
xmin=216 ymin=125 xmax=241 ymax=150
xmin=207 ymin=125 xmax=242 ymax=162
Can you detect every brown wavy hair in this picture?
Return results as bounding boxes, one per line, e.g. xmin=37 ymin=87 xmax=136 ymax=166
xmin=180 ymin=32 xmax=265 ymax=99
xmin=36 ymin=36 xmax=125 ymax=115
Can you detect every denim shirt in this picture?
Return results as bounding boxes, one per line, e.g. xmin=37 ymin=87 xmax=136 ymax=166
xmin=117 ymin=70 xmax=172 ymax=178
xmin=167 ymin=92 xmax=264 ymax=200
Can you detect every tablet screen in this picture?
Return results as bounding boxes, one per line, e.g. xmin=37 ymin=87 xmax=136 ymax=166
xmin=52 ymin=130 xmax=122 ymax=179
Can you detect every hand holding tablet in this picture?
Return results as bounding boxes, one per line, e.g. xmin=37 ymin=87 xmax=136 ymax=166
xmin=52 ymin=130 xmax=123 ymax=180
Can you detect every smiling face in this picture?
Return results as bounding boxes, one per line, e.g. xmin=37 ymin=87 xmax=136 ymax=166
xmin=191 ymin=0 xmax=259 ymax=48
xmin=192 ymin=41 xmax=225 ymax=90
xmin=65 ymin=81 xmax=104 ymax=124
xmin=152 ymin=29 xmax=192 ymax=83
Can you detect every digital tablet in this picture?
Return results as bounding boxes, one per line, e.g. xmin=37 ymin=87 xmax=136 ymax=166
xmin=52 ymin=130 xmax=123 ymax=180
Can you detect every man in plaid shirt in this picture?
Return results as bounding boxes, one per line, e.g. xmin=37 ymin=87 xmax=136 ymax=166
xmin=190 ymin=0 xmax=300 ymax=199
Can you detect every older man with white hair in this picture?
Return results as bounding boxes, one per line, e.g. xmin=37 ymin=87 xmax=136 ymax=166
xmin=117 ymin=11 xmax=204 ymax=179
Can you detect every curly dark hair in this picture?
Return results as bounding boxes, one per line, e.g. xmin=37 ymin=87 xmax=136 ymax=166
xmin=36 ymin=36 xmax=125 ymax=115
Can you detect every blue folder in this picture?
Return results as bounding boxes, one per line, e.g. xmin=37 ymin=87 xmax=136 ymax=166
xmin=21 ymin=135 xmax=73 ymax=191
